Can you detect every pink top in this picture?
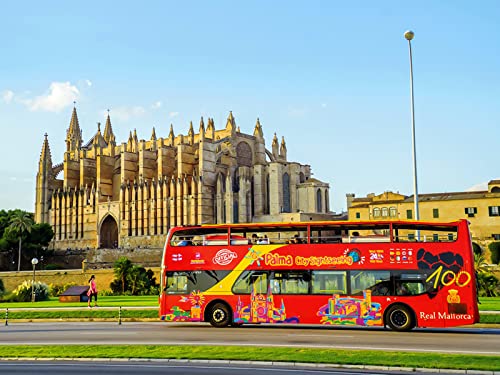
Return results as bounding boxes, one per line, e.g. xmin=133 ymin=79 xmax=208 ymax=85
xmin=89 ymin=279 xmax=97 ymax=294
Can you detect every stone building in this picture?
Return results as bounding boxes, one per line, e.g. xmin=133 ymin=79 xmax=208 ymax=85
xmin=346 ymin=180 xmax=500 ymax=242
xmin=35 ymin=107 xmax=333 ymax=250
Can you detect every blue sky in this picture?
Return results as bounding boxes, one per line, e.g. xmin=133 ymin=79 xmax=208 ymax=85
xmin=1 ymin=1 xmax=499 ymax=213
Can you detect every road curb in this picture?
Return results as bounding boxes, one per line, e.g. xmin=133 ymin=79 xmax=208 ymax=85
xmin=0 ymin=357 xmax=498 ymax=374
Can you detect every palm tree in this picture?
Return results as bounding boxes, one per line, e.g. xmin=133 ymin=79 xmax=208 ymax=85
xmin=9 ymin=211 xmax=34 ymax=272
xmin=113 ymin=257 xmax=133 ymax=294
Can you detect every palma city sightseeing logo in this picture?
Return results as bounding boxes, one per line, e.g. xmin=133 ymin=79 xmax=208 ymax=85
xmin=213 ymin=249 xmax=238 ymax=265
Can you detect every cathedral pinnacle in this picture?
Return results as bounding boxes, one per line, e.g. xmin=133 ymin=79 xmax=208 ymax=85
xmin=225 ymin=111 xmax=236 ymax=133
xmin=103 ymin=110 xmax=115 ymax=144
xmin=253 ymin=118 xmax=264 ymax=138
xmin=272 ymin=133 xmax=279 ymax=157
xmin=280 ymin=136 xmax=287 ymax=160
xmin=151 ymin=126 xmax=157 ymax=141
xmin=188 ymin=121 xmax=194 ymax=135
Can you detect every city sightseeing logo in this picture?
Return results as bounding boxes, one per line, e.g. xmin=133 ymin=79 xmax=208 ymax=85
xmin=213 ymin=249 xmax=238 ymax=265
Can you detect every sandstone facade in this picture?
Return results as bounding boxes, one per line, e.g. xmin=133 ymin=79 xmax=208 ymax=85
xmin=35 ymin=108 xmax=334 ymax=250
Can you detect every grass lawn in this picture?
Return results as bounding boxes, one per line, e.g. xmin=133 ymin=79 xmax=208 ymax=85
xmin=2 ymin=296 xmax=498 ymax=310
xmin=0 ymin=295 xmax=157 ymax=308
xmin=0 ymin=345 xmax=498 ymax=371
xmin=478 ymin=296 xmax=500 ymax=311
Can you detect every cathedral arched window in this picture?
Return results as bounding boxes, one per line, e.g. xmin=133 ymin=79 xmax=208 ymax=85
xmin=373 ymin=208 xmax=381 ymax=218
xmin=265 ymin=174 xmax=270 ymax=215
xmin=236 ymin=141 xmax=252 ymax=167
xmin=316 ymin=188 xmax=322 ymax=213
xmin=282 ymin=173 xmax=291 ymax=213
xmin=232 ymin=169 xmax=240 ymax=193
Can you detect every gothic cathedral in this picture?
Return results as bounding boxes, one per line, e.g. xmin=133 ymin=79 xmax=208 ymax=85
xmin=35 ymin=107 xmax=333 ymax=250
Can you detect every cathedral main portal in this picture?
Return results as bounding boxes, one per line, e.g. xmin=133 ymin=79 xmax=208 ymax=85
xmin=100 ymin=215 xmax=118 ymax=248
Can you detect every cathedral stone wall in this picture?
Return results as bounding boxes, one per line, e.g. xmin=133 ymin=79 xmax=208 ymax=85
xmin=35 ymin=108 xmax=334 ymax=252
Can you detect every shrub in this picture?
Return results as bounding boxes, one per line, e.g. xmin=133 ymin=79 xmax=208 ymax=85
xmin=488 ymin=242 xmax=500 ymax=264
xmin=12 ymin=280 xmax=50 ymax=302
xmin=0 ymin=279 xmax=4 ymax=296
xmin=476 ymin=272 xmax=500 ymax=297
xmin=49 ymin=282 xmax=76 ymax=297
xmin=111 ymin=257 xmax=159 ymax=295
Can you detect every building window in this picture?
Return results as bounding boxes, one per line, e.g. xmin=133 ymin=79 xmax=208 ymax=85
xmin=390 ymin=207 xmax=397 ymax=218
xmin=373 ymin=208 xmax=381 ymax=218
xmin=406 ymin=209 xmax=412 ymax=219
xmin=356 ymin=212 xmax=361 ymax=219
xmin=489 ymin=206 xmax=500 ymax=217
xmin=316 ymin=188 xmax=322 ymax=213
xmin=493 ymin=234 xmax=500 ymax=240
xmin=282 ymin=173 xmax=291 ymax=213
xmin=465 ymin=207 xmax=477 ymax=218
xmin=433 ymin=208 xmax=439 ymax=218
xmin=381 ymin=207 xmax=388 ymax=217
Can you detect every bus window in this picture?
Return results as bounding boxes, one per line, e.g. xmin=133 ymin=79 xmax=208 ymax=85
xmin=350 ymin=270 xmax=391 ymax=295
xmin=393 ymin=271 xmax=433 ymax=296
xmin=165 ymin=272 xmax=188 ymax=294
xmin=232 ymin=271 xmax=268 ymax=294
xmin=270 ymin=271 xmax=310 ymax=294
xmin=170 ymin=228 xmax=228 ymax=246
xmin=311 ymin=271 xmax=347 ymax=294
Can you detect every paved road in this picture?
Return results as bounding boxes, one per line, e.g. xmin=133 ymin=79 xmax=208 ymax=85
xmin=0 ymin=360 xmax=480 ymax=375
xmin=0 ymin=322 xmax=499 ymax=355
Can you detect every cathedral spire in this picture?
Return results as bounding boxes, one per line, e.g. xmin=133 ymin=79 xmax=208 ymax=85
xmin=253 ymin=118 xmax=263 ymax=138
xmin=103 ymin=110 xmax=115 ymax=144
xmin=168 ymin=124 xmax=175 ymax=145
xmin=151 ymin=126 xmax=157 ymax=141
xmin=66 ymin=105 xmax=83 ymax=152
xmin=188 ymin=121 xmax=194 ymax=144
xmin=39 ymin=133 xmax=53 ymax=167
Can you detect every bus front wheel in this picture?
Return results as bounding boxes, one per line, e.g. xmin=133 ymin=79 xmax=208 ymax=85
xmin=386 ymin=304 xmax=415 ymax=331
xmin=209 ymin=303 xmax=231 ymax=328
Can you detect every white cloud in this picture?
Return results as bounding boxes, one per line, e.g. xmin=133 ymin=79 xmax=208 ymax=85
xmin=108 ymin=106 xmax=146 ymax=121
xmin=25 ymin=81 xmax=80 ymax=112
xmin=466 ymin=182 xmax=488 ymax=192
xmin=151 ymin=101 xmax=162 ymax=109
xmin=2 ymin=90 xmax=14 ymax=103
xmin=169 ymin=111 xmax=179 ymax=118
xmin=321 ymin=103 xmax=327 ymax=108
xmin=85 ymin=79 xmax=92 ymax=87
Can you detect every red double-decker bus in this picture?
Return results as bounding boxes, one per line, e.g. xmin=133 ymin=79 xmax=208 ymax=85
xmin=159 ymin=220 xmax=479 ymax=331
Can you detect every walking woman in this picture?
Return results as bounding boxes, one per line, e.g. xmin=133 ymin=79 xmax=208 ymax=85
xmin=87 ymin=275 xmax=98 ymax=308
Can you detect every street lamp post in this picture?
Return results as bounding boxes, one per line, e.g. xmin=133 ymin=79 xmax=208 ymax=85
xmin=404 ymin=30 xmax=420 ymax=222
xmin=31 ymin=258 xmax=38 ymax=303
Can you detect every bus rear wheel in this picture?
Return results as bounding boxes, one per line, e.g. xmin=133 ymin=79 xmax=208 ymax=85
xmin=386 ymin=305 xmax=415 ymax=331
xmin=209 ymin=303 xmax=231 ymax=328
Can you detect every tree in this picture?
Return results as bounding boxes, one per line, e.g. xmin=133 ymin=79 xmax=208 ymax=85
xmin=9 ymin=211 xmax=34 ymax=271
xmin=113 ymin=256 xmax=133 ymax=294
xmin=489 ymin=242 xmax=500 ymax=264
xmin=474 ymin=252 xmax=499 ymax=297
